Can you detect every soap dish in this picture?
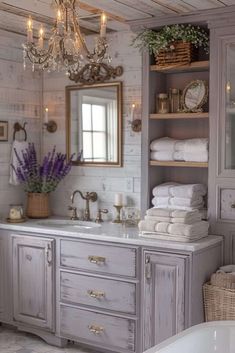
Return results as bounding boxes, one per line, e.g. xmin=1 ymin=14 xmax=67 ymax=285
xmin=6 ymin=217 xmax=27 ymax=224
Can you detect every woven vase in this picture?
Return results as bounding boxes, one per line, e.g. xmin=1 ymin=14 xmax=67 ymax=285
xmin=26 ymin=192 xmax=50 ymax=219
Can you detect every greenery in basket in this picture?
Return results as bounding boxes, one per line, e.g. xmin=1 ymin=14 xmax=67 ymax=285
xmin=132 ymin=24 xmax=209 ymax=55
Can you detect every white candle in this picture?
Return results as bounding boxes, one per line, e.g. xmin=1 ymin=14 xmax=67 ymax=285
xmin=45 ymin=107 xmax=49 ymax=124
xmin=100 ymin=12 xmax=107 ymax=38
xmin=38 ymin=27 xmax=44 ymax=49
xmin=27 ymin=17 xmax=33 ymax=43
xmin=131 ymin=103 xmax=135 ymax=121
xmin=115 ymin=193 xmax=123 ymax=206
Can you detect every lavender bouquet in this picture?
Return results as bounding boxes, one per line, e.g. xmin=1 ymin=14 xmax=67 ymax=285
xmin=12 ymin=143 xmax=74 ymax=193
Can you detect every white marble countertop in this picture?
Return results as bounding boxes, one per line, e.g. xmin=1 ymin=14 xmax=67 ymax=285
xmin=0 ymin=218 xmax=223 ymax=252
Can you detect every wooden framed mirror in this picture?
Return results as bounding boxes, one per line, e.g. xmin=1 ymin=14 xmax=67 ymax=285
xmin=66 ymin=81 xmax=122 ymax=167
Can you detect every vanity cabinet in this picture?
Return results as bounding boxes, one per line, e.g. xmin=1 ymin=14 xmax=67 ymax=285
xmin=0 ymin=236 xmax=5 ymax=318
xmin=12 ymin=235 xmax=55 ymax=331
xmin=142 ymin=251 xmax=188 ymax=350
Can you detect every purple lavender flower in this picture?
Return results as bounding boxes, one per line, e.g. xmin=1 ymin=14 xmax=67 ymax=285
xmin=11 ymin=143 xmax=74 ymax=193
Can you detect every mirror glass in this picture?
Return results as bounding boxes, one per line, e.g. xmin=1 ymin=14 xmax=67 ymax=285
xmin=225 ymin=43 xmax=235 ymax=169
xmin=183 ymin=80 xmax=208 ymax=112
xmin=66 ymin=82 xmax=122 ymax=166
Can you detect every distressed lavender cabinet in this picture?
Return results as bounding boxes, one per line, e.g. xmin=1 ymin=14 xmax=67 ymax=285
xmin=12 ymin=235 xmax=55 ymax=330
xmin=0 ymin=236 xmax=4 ymax=318
xmin=143 ymin=252 xmax=187 ymax=350
xmin=208 ymin=23 xmax=235 ymax=263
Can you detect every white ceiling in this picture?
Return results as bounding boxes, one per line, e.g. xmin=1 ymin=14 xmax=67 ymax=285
xmin=0 ymin=0 xmax=235 ymax=35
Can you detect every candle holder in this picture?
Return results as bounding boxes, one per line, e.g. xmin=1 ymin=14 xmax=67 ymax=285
xmin=113 ymin=205 xmax=123 ymax=224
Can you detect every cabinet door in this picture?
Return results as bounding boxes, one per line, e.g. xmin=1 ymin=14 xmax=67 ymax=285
xmin=12 ymin=235 xmax=54 ymax=330
xmin=143 ymin=251 xmax=187 ymax=350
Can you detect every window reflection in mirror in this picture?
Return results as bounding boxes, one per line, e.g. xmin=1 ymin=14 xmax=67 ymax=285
xmin=66 ymin=82 xmax=122 ymax=167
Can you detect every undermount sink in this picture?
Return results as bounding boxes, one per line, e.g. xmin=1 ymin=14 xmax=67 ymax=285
xmin=37 ymin=219 xmax=101 ymax=229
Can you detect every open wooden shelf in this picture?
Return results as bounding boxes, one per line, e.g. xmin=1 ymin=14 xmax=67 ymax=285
xmin=150 ymin=60 xmax=209 ymax=74
xmin=150 ymin=160 xmax=208 ymax=168
xmin=150 ymin=112 xmax=209 ymax=120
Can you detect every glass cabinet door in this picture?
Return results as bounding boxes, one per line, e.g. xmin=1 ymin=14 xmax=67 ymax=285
xmin=225 ymin=43 xmax=235 ymax=170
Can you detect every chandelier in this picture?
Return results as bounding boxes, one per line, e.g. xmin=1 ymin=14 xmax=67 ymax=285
xmin=22 ymin=0 xmax=113 ymax=77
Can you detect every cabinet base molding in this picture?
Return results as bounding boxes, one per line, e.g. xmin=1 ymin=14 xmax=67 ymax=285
xmin=17 ymin=324 xmax=68 ymax=348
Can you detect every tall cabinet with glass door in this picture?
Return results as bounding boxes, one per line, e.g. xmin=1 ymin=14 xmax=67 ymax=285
xmin=209 ymin=24 xmax=235 ymax=263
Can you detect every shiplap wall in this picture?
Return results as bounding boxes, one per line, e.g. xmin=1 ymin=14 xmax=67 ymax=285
xmin=43 ymin=30 xmax=142 ymax=219
xmin=0 ymin=30 xmax=42 ymax=218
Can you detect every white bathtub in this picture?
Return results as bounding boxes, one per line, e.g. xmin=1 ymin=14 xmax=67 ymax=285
xmin=144 ymin=322 xmax=235 ymax=353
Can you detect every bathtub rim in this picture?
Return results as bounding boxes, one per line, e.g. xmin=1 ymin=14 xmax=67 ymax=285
xmin=144 ymin=321 xmax=235 ymax=353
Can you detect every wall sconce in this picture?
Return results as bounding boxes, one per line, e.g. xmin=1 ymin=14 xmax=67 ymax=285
xmin=129 ymin=103 xmax=141 ymax=132
xmin=44 ymin=107 xmax=57 ymax=133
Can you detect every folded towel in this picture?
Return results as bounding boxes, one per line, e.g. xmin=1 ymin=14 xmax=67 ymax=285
xmin=150 ymin=151 xmax=174 ymax=161
xmin=152 ymin=183 xmax=207 ymax=198
xmin=9 ymin=140 xmax=28 ymax=185
xmin=152 ymin=195 xmax=204 ymax=208
xmin=173 ymin=151 xmax=184 ymax=161
xmin=175 ymin=140 xmax=185 ymax=151
xmin=155 ymin=221 xmax=209 ymax=237
xmin=145 ymin=212 xmax=201 ymax=224
xmin=139 ymin=220 xmax=209 ymax=238
xmin=183 ymin=138 xmax=208 ymax=153
xmin=150 ymin=137 xmax=177 ymax=151
xmin=183 ymin=151 xmax=208 ymax=162
xmin=139 ymin=232 xmax=207 ymax=242
xmin=146 ymin=208 xmax=200 ymax=219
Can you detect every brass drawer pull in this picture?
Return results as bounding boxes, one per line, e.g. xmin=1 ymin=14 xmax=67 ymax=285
xmin=88 ymin=324 xmax=104 ymax=335
xmin=88 ymin=255 xmax=106 ymax=264
xmin=87 ymin=290 xmax=105 ymax=299
xmin=231 ymin=204 xmax=235 ymax=208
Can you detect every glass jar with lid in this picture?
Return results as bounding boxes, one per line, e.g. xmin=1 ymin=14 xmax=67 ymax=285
xmin=8 ymin=204 xmax=24 ymax=221
xmin=157 ymin=93 xmax=170 ymax=114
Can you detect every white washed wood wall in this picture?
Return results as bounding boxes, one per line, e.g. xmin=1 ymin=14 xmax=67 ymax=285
xmin=43 ymin=30 xmax=142 ymax=218
xmin=0 ymin=30 xmax=42 ymax=217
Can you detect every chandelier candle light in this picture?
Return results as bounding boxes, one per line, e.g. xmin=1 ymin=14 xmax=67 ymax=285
xmin=23 ymin=0 xmax=111 ymax=75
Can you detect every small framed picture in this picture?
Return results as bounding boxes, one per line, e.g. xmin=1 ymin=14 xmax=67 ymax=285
xmin=0 ymin=121 xmax=8 ymax=141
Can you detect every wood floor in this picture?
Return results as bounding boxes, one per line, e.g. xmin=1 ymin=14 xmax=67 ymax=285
xmin=0 ymin=326 xmax=95 ymax=353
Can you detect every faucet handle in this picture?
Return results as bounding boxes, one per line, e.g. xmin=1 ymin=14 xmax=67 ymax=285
xmin=68 ymin=205 xmax=79 ymax=220
xmin=95 ymin=209 xmax=108 ymax=223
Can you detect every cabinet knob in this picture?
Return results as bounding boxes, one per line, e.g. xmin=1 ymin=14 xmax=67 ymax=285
xmin=87 ymin=290 xmax=105 ymax=299
xmin=46 ymin=244 xmax=52 ymax=265
xmin=231 ymin=204 xmax=235 ymax=208
xmin=88 ymin=325 xmax=104 ymax=335
xmin=88 ymin=255 xmax=106 ymax=265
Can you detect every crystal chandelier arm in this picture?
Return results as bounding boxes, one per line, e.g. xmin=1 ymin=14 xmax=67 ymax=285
xmin=72 ymin=11 xmax=90 ymax=56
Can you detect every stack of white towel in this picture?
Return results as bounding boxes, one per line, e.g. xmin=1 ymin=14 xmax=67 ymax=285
xmin=150 ymin=137 xmax=208 ymax=162
xmin=152 ymin=182 xmax=207 ymax=211
xmin=138 ymin=208 xmax=209 ymax=242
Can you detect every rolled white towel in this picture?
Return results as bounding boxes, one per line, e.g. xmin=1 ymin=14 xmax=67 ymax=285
xmin=174 ymin=151 xmax=184 ymax=161
xmin=175 ymin=140 xmax=185 ymax=151
xmin=183 ymin=138 xmax=208 ymax=153
xmin=150 ymin=151 xmax=174 ymax=161
xmin=152 ymin=195 xmax=204 ymax=207
xmin=150 ymin=137 xmax=177 ymax=151
xmin=152 ymin=183 xmax=207 ymax=198
xmin=155 ymin=221 xmax=209 ymax=237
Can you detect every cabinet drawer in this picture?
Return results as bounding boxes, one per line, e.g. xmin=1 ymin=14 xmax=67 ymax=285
xmin=220 ymin=188 xmax=235 ymax=221
xmin=60 ymin=271 xmax=136 ymax=314
xmin=60 ymin=240 xmax=137 ymax=277
xmin=60 ymin=305 xmax=136 ymax=352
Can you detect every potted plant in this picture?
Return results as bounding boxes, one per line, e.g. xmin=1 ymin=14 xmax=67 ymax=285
xmin=11 ymin=143 xmax=74 ymax=218
xmin=132 ymin=24 xmax=209 ymax=66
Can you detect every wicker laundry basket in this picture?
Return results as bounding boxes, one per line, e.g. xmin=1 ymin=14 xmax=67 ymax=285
xmin=203 ymin=282 xmax=235 ymax=321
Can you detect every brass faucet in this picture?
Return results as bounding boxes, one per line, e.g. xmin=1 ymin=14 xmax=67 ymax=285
xmin=70 ymin=190 xmax=98 ymax=221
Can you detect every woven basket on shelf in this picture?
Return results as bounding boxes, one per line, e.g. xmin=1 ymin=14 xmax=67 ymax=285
xmin=203 ymin=282 xmax=235 ymax=321
xmin=155 ymin=41 xmax=197 ymax=67
xmin=26 ymin=192 xmax=50 ymax=219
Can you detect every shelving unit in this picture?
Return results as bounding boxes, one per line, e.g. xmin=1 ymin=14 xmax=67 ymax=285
xmin=141 ymin=38 xmax=210 ymax=214
xmin=150 ymin=112 xmax=209 ymax=120
xmin=150 ymin=60 xmax=209 ymax=73
xmin=149 ymin=161 xmax=208 ymax=168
